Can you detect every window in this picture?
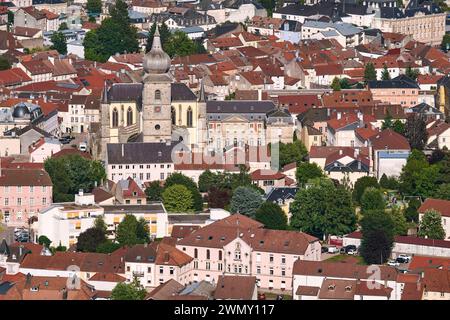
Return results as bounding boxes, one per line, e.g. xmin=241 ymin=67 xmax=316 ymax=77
xmin=281 ymin=268 xmax=286 ymax=276
xmin=30 ymin=186 xmax=33 ymax=193
xmin=159 ymin=267 xmax=164 ymax=274
xmin=42 ymin=198 xmax=46 ymax=206
xmin=155 ymin=90 xmax=161 ymax=100
xmin=155 ymin=124 xmax=160 ymax=130
xmin=126 ymin=266 xmax=130 ymax=272
xmin=112 ymin=108 xmax=119 ymax=127
xmin=281 ymin=255 xmax=286 ymax=264
xmin=234 ymin=250 xmax=241 ymax=260
xmin=256 ymin=266 xmax=261 ymax=274
xmin=160 ymin=173 xmax=164 ymax=180
xmin=169 ymin=267 xmax=174 ymax=275
xmin=256 ymin=253 xmax=261 ymax=262
xmin=171 ymin=107 xmax=176 ymax=125
xmin=269 ymin=267 xmax=274 ymax=275
xmin=147 ymin=267 xmax=151 ymax=273
xmin=206 ymin=262 xmax=210 ymax=270
xmin=218 ymin=250 xmax=222 ymax=261
xmin=17 ymin=186 xmax=21 ymax=193
xmin=127 ymin=107 xmax=133 ymax=126
xmin=206 ymin=249 xmax=210 ymax=260
xmin=269 ymin=254 xmax=274 ymax=263
xmin=218 ymin=263 xmax=223 ymax=271
xmin=194 ymin=261 xmax=198 ymax=269
xmin=4 ymin=198 xmax=8 ymax=206
xmin=194 ymin=248 xmax=198 ymax=258
xmin=187 ymin=107 xmax=193 ymax=127
xmin=17 ymin=198 xmax=22 ymax=206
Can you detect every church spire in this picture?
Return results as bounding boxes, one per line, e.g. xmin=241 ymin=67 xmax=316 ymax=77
xmin=152 ymin=25 xmax=162 ymax=50
xmin=198 ymin=79 xmax=207 ymax=102
xmin=102 ymin=80 xmax=108 ymax=104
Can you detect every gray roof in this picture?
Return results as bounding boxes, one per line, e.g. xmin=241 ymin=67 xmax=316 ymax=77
xmin=171 ymin=83 xmax=197 ymax=101
xmin=102 ymin=203 xmax=165 ymax=214
xmin=368 ymin=75 xmax=419 ymax=89
xmin=107 ymin=142 xmax=175 ymax=164
xmin=168 ymin=214 xmax=211 ymax=224
xmin=302 ymin=20 xmax=362 ymax=36
xmin=265 ymin=187 xmax=299 ymax=203
xmin=206 ymin=100 xmax=276 ymax=114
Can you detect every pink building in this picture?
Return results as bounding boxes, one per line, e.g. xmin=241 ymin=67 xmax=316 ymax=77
xmin=176 ymin=214 xmax=321 ymax=291
xmin=368 ymin=75 xmax=420 ymax=108
xmin=0 ymin=168 xmax=53 ymax=226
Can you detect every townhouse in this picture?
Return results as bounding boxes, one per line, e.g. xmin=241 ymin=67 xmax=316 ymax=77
xmin=0 ymin=168 xmax=53 ymax=227
xmin=176 ymin=214 xmax=321 ymax=291
xmin=292 ymin=260 xmax=401 ymax=300
xmin=426 ymin=120 xmax=450 ymax=150
xmin=368 ymin=75 xmax=420 ymax=108
xmin=124 ymin=242 xmax=193 ymax=289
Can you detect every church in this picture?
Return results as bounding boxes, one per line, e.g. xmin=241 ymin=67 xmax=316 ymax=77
xmin=93 ymin=26 xmax=207 ymax=161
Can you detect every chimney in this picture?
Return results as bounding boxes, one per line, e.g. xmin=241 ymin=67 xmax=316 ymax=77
xmin=121 ymin=144 xmax=124 ymax=157
xmin=257 ymin=89 xmax=262 ymax=101
xmin=337 ymin=112 xmax=342 ymax=120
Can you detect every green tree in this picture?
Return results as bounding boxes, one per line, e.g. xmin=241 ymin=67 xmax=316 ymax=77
xmin=391 ymin=207 xmax=408 ymax=236
xmin=360 ymin=187 xmax=386 ymax=214
xmin=339 ymin=78 xmax=350 ymax=89
xmin=145 ymin=22 xmax=171 ymax=53
xmin=392 ymin=119 xmax=405 ymax=135
xmin=441 ymin=33 xmax=450 ymax=51
xmin=331 ymin=77 xmax=341 ymax=91
xmin=50 ymin=31 xmax=67 ymax=55
xmin=86 ymin=0 xmax=102 ymax=16
xmin=76 ymin=227 xmax=106 ymax=252
xmin=379 ymin=174 xmax=399 ymax=190
xmin=405 ymin=66 xmax=419 ymax=81
xmin=290 ymin=178 xmax=356 ymax=239
xmin=111 ymin=277 xmax=146 ymax=300
xmin=381 ymin=64 xmax=390 ymax=80
xmin=230 ymin=186 xmax=263 ymax=217
xmin=116 ymin=215 xmax=148 ymax=246
xmin=418 ymin=209 xmax=445 ymax=240
xmin=58 ymin=22 xmax=68 ymax=30
xmin=399 ymin=150 xmax=439 ymax=197
xmin=136 ymin=217 xmax=150 ymax=243
xmin=94 ymin=216 xmax=108 ymax=234
xmin=83 ymin=0 xmax=139 ymax=62
xmin=276 ymin=140 xmax=308 ymax=169
xmin=405 ymin=198 xmax=421 ymax=223
xmin=255 ymin=202 xmax=288 ymax=230
xmin=364 ymin=62 xmax=377 ymax=83
xmin=435 ymin=183 xmax=450 ymax=200
xmin=145 ymin=181 xmax=163 ymax=201
xmin=404 ymin=114 xmax=428 ymax=150
xmin=295 ymin=162 xmax=323 ymax=186
xmin=0 ymin=55 xmax=11 ymax=70
xmin=44 ymin=155 xmax=106 ymax=202
xmin=96 ymin=240 xmax=122 ymax=254
xmin=165 ymin=31 xmax=198 ymax=58
xmin=164 ymin=173 xmax=202 ymax=211
xmin=381 ymin=113 xmax=393 ymax=130
xmin=198 ymin=170 xmax=218 ymax=192
xmin=162 ymin=184 xmax=194 ymax=212
xmin=38 ymin=235 xmax=52 ymax=248
xmin=359 ymin=210 xmax=394 ymax=264
xmin=352 ymin=176 xmax=380 ymax=204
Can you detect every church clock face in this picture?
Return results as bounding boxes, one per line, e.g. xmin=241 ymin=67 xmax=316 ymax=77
xmin=154 ymin=106 xmax=161 ymax=113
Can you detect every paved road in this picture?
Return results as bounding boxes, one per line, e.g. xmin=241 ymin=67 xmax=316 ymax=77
xmin=0 ymin=224 xmax=15 ymax=244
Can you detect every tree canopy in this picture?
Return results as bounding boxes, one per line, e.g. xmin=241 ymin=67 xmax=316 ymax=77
xmin=162 ymin=184 xmax=194 ymax=213
xmin=145 ymin=181 xmax=163 ymax=201
xmin=116 ymin=215 xmax=149 ymax=246
xmin=364 ymin=62 xmax=376 ymax=83
xmin=276 ymin=140 xmax=308 ymax=169
xmin=352 ymin=176 xmax=380 ymax=204
xmin=360 ymin=187 xmax=386 ymax=214
xmin=50 ymin=31 xmax=67 ymax=55
xmin=418 ymin=209 xmax=445 ymax=240
xmin=76 ymin=227 xmax=106 ymax=252
xmin=230 ymin=186 xmax=263 ymax=217
xmin=111 ymin=278 xmax=146 ymax=300
xmin=290 ymin=178 xmax=356 ymax=239
xmin=404 ymin=114 xmax=428 ymax=150
xmin=255 ymin=202 xmax=288 ymax=230
xmin=359 ymin=210 xmax=394 ymax=264
xmin=44 ymin=155 xmax=106 ymax=202
xmin=83 ymin=0 xmax=139 ymax=62
xmin=0 ymin=55 xmax=11 ymax=71
xmin=295 ymin=162 xmax=323 ymax=186
xmin=145 ymin=22 xmax=171 ymax=53
xmin=381 ymin=64 xmax=390 ymax=80
xmin=87 ymin=0 xmax=102 ymax=16
xmin=164 ymin=173 xmax=202 ymax=211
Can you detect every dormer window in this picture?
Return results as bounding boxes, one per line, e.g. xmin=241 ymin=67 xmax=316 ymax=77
xmin=155 ymin=90 xmax=161 ymax=101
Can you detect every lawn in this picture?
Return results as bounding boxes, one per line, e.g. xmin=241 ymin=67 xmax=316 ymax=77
xmin=325 ymin=254 xmax=366 ymax=265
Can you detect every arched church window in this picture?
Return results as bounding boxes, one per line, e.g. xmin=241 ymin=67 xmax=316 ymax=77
xmin=171 ymin=107 xmax=176 ymax=125
xmin=112 ymin=108 xmax=118 ymax=127
xmin=187 ymin=107 xmax=193 ymax=127
xmin=127 ymin=107 xmax=133 ymax=126
xmin=155 ymin=90 xmax=161 ymax=101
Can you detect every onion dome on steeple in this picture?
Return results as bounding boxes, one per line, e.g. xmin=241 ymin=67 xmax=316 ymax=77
xmin=143 ymin=25 xmax=171 ymax=75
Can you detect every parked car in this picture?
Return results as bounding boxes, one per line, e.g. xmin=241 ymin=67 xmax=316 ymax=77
xmin=340 ymin=247 xmax=346 ymax=254
xmin=396 ymin=257 xmax=409 ymax=264
xmin=347 ymin=249 xmax=357 ymax=255
xmin=328 ymin=246 xmax=339 ymax=254
xmin=321 ymin=246 xmax=329 ymax=253
xmin=398 ymin=254 xmax=412 ymax=262
xmin=387 ymin=260 xmax=400 ymax=267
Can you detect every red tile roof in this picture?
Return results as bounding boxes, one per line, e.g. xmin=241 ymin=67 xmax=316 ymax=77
xmin=214 ymin=276 xmax=256 ymax=300
xmin=250 ymin=169 xmax=285 ymax=181
xmin=418 ymin=198 xmax=450 ymax=217
xmin=0 ymin=68 xmax=32 ymax=87
xmin=369 ymin=129 xmax=410 ymax=150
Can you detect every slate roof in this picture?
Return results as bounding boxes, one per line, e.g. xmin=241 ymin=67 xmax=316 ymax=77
xmin=368 ymin=75 xmax=419 ymax=89
xmin=265 ymin=187 xmax=299 ymax=203
xmin=171 ymin=83 xmax=197 ymax=101
xmin=106 ymin=143 xmax=175 ymax=164
xmin=206 ymin=100 xmax=276 ymax=114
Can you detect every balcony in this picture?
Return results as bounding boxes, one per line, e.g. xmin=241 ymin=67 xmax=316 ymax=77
xmin=132 ymin=271 xmax=144 ymax=277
